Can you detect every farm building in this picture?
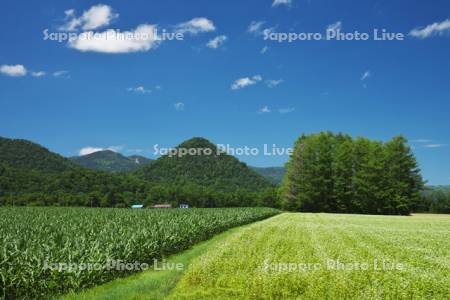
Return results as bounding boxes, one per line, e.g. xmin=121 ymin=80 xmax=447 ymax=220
xmin=152 ymin=204 xmax=172 ymax=209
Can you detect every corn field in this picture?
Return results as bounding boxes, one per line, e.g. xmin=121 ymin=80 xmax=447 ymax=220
xmin=0 ymin=207 xmax=279 ymax=299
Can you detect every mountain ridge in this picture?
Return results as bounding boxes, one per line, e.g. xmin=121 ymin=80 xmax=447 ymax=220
xmin=136 ymin=137 xmax=274 ymax=192
xmin=70 ymin=150 xmax=153 ymax=173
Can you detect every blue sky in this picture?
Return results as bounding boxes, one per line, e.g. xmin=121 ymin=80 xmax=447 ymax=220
xmin=0 ymin=0 xmax=449 ymax=185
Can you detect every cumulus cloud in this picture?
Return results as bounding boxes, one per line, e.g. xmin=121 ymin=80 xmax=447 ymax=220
xmin=79 ymin=145 xmax=124 ymax=156
xmin=206 ymin=35 xmax=227 ymax=49
xmin=0 ymin=64 xmax=27 ymax=77
xmin=174 ymin=102 xmax=185 ymax=111
xmin=68 ymin=24 xmax=160 ymax=53
xmin=231 ymin=75 xmax=263 ymax=90
xmin=127 ymin=86 xmax=151 ymax=94
xmin=272 ymin=0 xmax=292 ymax=7
xmin=60 ymin=4 xmax=118 ymax=31
xmin=59 ymin=5 xmax=214 ymax=54
xmin=175 ymin=17 xmax=215 ymax=35
xmin=409 ymin=19 xmax=450 ymax=39
xmin=361 ymin=70 xmax=371 ymax=81
xmin=266 ymin=79 xmax=283 ymax=88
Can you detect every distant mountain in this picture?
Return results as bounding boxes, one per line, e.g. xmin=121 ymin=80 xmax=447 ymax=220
xmin=136 ymin=137 xmax=273 ymax=192
xmin=0 ymin=137 xmax=77 ymax=173
xmin=428 ymin=185 xmax=450 ymax=192
xmin=0 ymin=136 xmax=277 ymax=207
xmin=251 ymin=166 xmax=286 ymax=185
xmin=70 ymin=151 xmax=153 ymax=173
xmin=0 ymin=136 xmax=147 ymax=207
xmin=422 ymin=185 xmax=450 ymax=196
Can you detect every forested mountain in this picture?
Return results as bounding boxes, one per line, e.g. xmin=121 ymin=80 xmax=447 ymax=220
xmin=0 ymin=137 xmax=147 ymax=207
xmin=70 ymin=150 xmax=153 ymax=173
xmin=0 ymin=136 xmax=278 ymax=208
xmin=0 ymin=137 xmax=77 ymax=173
xmin=251 ymin=167 xmax=286 ymax=184
xmin=136 ymin=137 xmax=273 ymax=192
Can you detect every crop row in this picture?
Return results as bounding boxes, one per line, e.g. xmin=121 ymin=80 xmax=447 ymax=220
xmin=0 ymin=207 xmax=279 ymax=299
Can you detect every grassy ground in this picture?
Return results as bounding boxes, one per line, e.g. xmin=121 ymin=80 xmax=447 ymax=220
xmin=64 ymin=213 xmax=450 ymax=299
xmin=60 ymin=222 xmax=253 ymax=300
xmin=169 ymin=213 xmax=450 ymax=299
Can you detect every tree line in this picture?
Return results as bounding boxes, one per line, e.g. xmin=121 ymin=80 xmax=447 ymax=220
xmin=0 ymin=164 xmax=278 ymax=208
xmin=1 ymin=134 xmax=434 ymax=214
xmin=281 ymin=132 xmax=424 ymax=215
xmin=416 ymin=189 xmax=450 ymax=213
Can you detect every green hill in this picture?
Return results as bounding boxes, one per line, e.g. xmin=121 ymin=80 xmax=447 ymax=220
xmin=0 ymin=136 xmax=278 ymax=208
xmin=0 ymin=137 xmax=77 ymax=173
xmin=70 ymin=151 xmax=152 ymax=173
xmin=136 ymin=137 xmax=273 ymax=192
xmin=251 ymin=166 xmax=286 ymax=184
xmin=0 ymin=137 xmax=145 ymax=207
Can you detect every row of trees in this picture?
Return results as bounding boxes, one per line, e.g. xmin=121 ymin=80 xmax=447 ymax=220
xmin=0 ymin=164 xmax=279 ymax=208
xmin=281 ymin=132 xmax=424 ymax=215
xmin=1 ymin=133 xmax=433 ymax=214
xmin=416 ymin=189 xmax=450 ymax=213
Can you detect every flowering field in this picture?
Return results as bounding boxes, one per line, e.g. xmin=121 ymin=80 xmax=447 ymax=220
xmin=170 ymin=213 xmax=450 ymax=299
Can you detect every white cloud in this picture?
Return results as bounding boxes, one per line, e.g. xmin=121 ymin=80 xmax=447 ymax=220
xmin=127 ymin=86 xmax=151 ymax=94
xmin=79 ymin=145 xmax=124 ymax=156
xmin=206 ymin=35 xmax=227 ymax=49
xmin=0 ymin=64 xmax=27 ymax=77
xmin=174 ymin=102 xmax=185 ymax=111
xmin=361 ymin=70 xmax=371 ymax=81
xmin=247 ymin=21 xmax=266 ymax=34
xmin=231 ymin=75 xmax=263 ymax=90
xmin=59 ymin=6 xmax=214 ymax=54
xmin=68 ymin=24 xmax=160 ymax=53
xmin=327 ymin=21 xmax=342 ymax=35
xmin=247 ymin=21 xmax=276 ymax=37
xmin=79 ymin=147 xmax=103 ymax=155
xmin=423 ymin=144 xmax=446 ymax=148
xmin=31 ymin=71 xmax=46 ymax=77
xmin=278 ymin=107 xmax=295 ymax=114
xmin=413 ymin=139 xmax=432 ymax=143
xmin=53 ymin=70 xmax=70 ymax=78
xmin=258 ymin=106 xmax=271 ymax=114
xmin=272 ymin=0 xmax=292 ymax=7
xmin=260 ymin=46 xmax=269 ymax=54
xmin=60 ymin=4 xmax=118 ymax=31
xmin=409 ymin=19 xmax=450 ymax=39
xmin=266 ymin=79 xmax=283 ymax=88
xmin=175 ymin=17 xmax=215 ymax=35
